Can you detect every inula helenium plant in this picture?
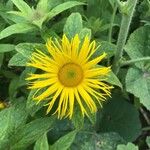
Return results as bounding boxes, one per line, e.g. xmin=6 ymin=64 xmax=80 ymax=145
xmin=26 ymin=34 xmax=113 ymax=119
xmin=0 ymin=0 xmax=149 ymax=149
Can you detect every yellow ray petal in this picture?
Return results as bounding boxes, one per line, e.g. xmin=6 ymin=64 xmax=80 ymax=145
xmin=46 ymin=87 xmax=63 ymax=114
xmin=28 ymin=78 xmax=58 ymax=89
xmin=34 ymin=83 xmax=60 ymax=101
xmin=83 ymin=53 xmax=106 ymax=69
xmin=85 ymin=67 xmax=110 ymax=78
xmin=77 ymin=86 xmax=97 ymax=112
xmin=26 ymin=73 xmax=56 ymax=80
xmin=68 ymin=88 xmax=75 ymax=119
xmin=71 ymin=34 xmax=80 ymax=59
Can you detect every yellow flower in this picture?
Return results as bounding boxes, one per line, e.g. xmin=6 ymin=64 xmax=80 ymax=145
xmin=26 ymin=34 xmax=113 ymax=119
xmin=0 ymin=101 xmax=6 ymax=109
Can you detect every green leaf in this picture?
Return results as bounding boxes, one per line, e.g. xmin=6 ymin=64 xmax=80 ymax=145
xmin=72 ymin=132 xmax=125 ymax=150
xmin=8 ymin=53 xmax=29 ymax=66
xmin=11 ymin=0 xmax=32 ymax=16
xmin=19 ymin=67 xmax=36 ymax=87
xmin=72 ymin=105 xmax=84 ymax=130
xmin=11 ymin=117 xmax=55 ymax=150
xmin=47 ymin=1 xmax=84 ymax=21
xmin=0 ymin=44 xmax=15 ymax=53
xmin=105 ymin=71 xmax=122 ymax=88
xmin=16 ymin=43 xmax=46 ymax=58
xmin=9 ymin=43 xmax=45 ymax=66
xmin=34 ymin=133 xmax=49 ymax=150
xmin=0 ymin=100 xmax=28 ymax=149
xmin=125 ymin=26 xmax=150 ymax=69
xmin=64 ymin=12 xmax=83 ymax=39
xmin=9 ymin=77 xmax=19 ymax=99
xmin=108 ymin=0 xmax=117 ymax=9
xmin=79 ymin=28 xmax=91 ymax=40
xmin=125 ymin=26 xmax=150 ymax=110
xmin=37 ymin=0 xmax=48 ymax=13
xmin=26 ymin=89 xmax=48 ymax=116
xmin=117 ymin=143 xmax=138 ymax=150
xmin=50 ymin=130 xmax=77 ymax=150
xmin=0 ymin=23 xmax=36 ymax=40
xmin=92 ymin=41 xmax=116 ymax=59
xmin=126 ymin=67 xmax=150 ymax=110
xmin=97 ymin=94 xmax=141 ymax=141
xmin=0 ymin=54 xmax=4 ymax=68
xmin=146 ymin=136 xmax=150 ymax=148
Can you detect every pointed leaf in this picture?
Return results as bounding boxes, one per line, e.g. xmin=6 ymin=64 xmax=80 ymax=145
xmin=34 ymin=133 xmax=49 ymax=150
xmin=11 ymin=0 xmax=32 ymax=16
xmin=0 ymin=23 xmax=36 ymax=40
xmin=105 ymin=71 xmax=122 ymax=88
xmin=0 ymin=44 xmax=15 ymax=53
xmin=0 ymin=100 xmax=28 ymax=149
xmin=146 ymin=136 xmax=150 ymax=148
xmin=37 ymin=0 xmax=48 ymax=13
xmin=47 ymin=1 xmax=84 ymax=21
xmin=8 ymin=53 xmax=29 ymax=66
xmin=63 ymin=12 xmax=83 ymax=39
xmin=50 ymin=130 xmax=77 ymax=150
xmin=11 ymin=117 xmax=55 ymax=150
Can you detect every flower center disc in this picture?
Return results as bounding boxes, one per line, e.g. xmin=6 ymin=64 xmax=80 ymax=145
xmin=58 ymin=63 xmax=83 ymax=87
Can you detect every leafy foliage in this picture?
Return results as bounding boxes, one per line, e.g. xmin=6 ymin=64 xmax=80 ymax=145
xmin=97 ymin=94 xmax=141 ymax=142
xmin=0 ymin=0 xmax=149 ymax=149
xmin=117 ymin=143 xmax=138 ymax=150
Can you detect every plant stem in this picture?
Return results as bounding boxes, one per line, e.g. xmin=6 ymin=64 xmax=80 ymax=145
xmin=108 ymin=4 xmax=118 ymax=43
xmin=140 ymin=107 xmax=150 ymax=125
xmin=112 ymin=0 xmax=138 ymax=74
xmin=142 ymin=126 xmax=150 ymax=131
xmin=121 ymin=57 xmax=150 ymax=66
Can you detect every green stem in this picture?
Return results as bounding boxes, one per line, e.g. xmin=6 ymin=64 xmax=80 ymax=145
xmin=142 ymin=126 xmax=150 ymax=131
xmin=121 ymin=57 xmax=150 ymax=66
xmin=108 ymin=4 xmax=118 ymax=43
xmin=112 ymin=0 xmax=138 ymax=74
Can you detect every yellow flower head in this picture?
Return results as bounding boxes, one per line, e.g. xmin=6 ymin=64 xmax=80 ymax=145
xmin=0 ymin=101 xmax=6 ymax=110
xmin=26 ymin=34 xmax=113 ymax=119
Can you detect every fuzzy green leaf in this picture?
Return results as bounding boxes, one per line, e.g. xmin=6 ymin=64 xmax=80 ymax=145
xmin=126 ymin=67 xmax=150 ymax=110
xmin=11 ymin=0 xmax=32 ymax=16
xmin=0 ymin=100 xmax=28 ymax=149
xmin=34 ymin=133 xmax=49 ymax=150
xmin=72 ymin=106 xmax=84 ymax=130
xmin=125 ymin=26 xmax=150 ymax=69
xmin=98 ymin=94 xmax=141 ymax=141
xmin=37 ymin=0 xmax=48 ymax=13
xmin=72 ymin=132 xmax=125 ymax=150
xmin=92 ymin=41 xmax=116 ymax=59
xmin=11 ymin=117 xmax=55 ymax=150
xmin=79 ymin=28 xmax=91 ymax=40
xmin=47 ymin=1 xmax=84 ymax=21
xmin=117 ymin=143 xmax=138 ymax=150
xmin=63 ymin=12 xmax=83 ymax=39
xmin=105 ymin=71 xmax=122 ymax=88
xmin=0 ymin=44 xmax=15 ymax=53
xmin=146 ymin=136 xmax=150 ymax=148
xmin=26 ymin=89 xmax=48 ymax=116
xmin=8 ymin=53 xmax=28 ymax=66
xmin=0 ymin=23 xmax=35 ymax=40
xmin=8 ymin=43 xmax=45 ymax=66
xmin=50 ymin=130 xmax=77 ymax=150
